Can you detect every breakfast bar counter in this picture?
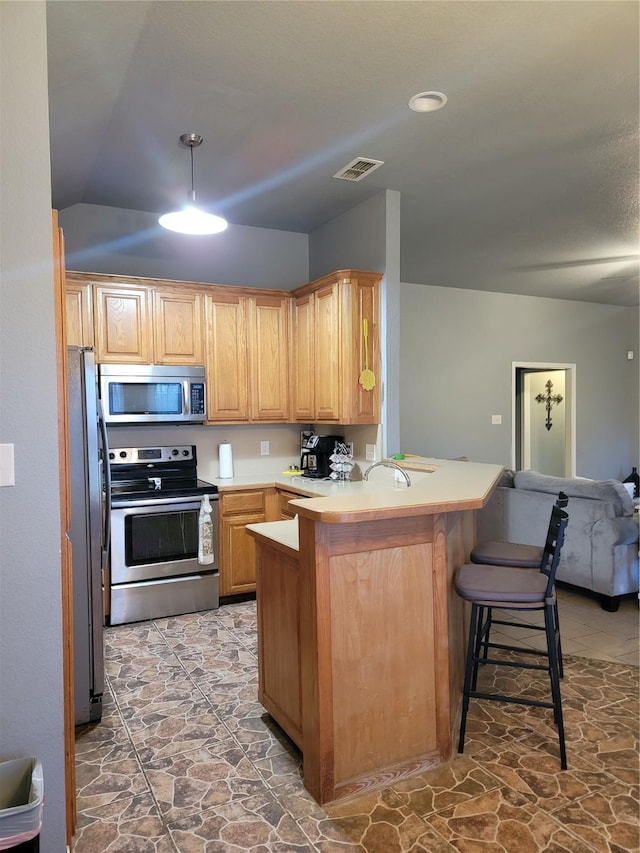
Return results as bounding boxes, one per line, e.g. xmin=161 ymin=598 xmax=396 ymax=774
xmin=246 ymin=458 xmax=503 ymax=805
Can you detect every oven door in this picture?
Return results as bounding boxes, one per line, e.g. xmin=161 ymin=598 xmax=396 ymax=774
xmin=110 ymin=496 xmax=218 ymax=584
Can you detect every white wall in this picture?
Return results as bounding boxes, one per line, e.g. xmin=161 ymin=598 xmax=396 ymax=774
xmin=59 ymin=203 xmax=309 ymax=289
xmin=400 ymin=283 xmax=639 ymax=480
xmin=0 ymin=3 xmax=66 ymax=850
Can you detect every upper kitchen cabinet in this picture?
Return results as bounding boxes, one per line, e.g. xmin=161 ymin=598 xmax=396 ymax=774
xmin=204 ymin=291 xmax=249 ymax=422
xmin=94 ymin=281 xmax=153 ymax=364
xmin=292 ymin=270 xmax=381 ymax=424
xmin=292 ymin=292 xmax=315 ymax=421
xmin=66 ymin=273 xmax=205 ymax=366
xmin=64 ymin=279 xmax=94 ymax=347
xmin=64 ymin=269 xmax=380 ymax=425
xmin=248 ymin=294 xmax=290 ymax=422
xmin=314 ymin=281 xmax=341 ymax=421
xmin=205 ymin=290 xmax=291 ymax=424
xmin=153 ymin=288 xmax=204 ymax=365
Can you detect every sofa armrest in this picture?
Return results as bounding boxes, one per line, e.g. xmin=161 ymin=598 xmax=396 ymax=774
xmin=591 ymin=516 xmax=639 ymax=596
xmin=595 ymin=516 xmax=639 ymax=547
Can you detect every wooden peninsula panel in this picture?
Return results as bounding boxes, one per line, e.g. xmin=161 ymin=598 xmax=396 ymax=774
xmin=254 ymin=535 xmax=302 ymax=748
xmin=247 ymin=477 xmax=490 ymax=805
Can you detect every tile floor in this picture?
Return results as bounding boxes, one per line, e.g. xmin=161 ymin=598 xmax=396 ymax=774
xmin=73 ymin=586 xmax=639 ymax=852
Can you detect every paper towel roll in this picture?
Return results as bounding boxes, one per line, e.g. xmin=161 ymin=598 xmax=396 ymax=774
xmin=219 ymin=442 xmax=234 ymax=479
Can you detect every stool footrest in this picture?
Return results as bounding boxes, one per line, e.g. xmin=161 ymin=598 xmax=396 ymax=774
xmin=491 ymin=617 xmax=545 ymax=632
xmin=468 ymin=690 xmax=555 ymax=711
xmin=478 ymin=648 xmax=550 ymax=668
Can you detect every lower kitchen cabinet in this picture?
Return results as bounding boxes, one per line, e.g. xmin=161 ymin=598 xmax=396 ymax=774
xmin=219 ymin=488 xmax=274 ymax=596
xmin=277 ymin=488 xmax=307 ymax=519
xmin=220 ymin=486 xmax=307 ymax=595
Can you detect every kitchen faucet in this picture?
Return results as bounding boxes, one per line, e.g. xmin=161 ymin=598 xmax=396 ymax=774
xmin=363 ymin=460 xmax=411 ymax=487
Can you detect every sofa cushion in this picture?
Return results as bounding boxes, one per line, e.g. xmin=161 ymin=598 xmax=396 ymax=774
xmin=512 ymin=471 xmax=634 ymax=517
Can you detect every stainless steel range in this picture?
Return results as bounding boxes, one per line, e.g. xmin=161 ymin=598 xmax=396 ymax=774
xmin=108 ymin=444 xmax=219 ymax=625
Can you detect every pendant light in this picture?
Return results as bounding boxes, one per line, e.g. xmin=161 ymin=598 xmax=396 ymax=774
xmin=159 ymin=133 xmax=228 ymax=235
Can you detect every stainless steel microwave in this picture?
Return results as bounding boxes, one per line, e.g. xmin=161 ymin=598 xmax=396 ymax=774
xmin=99 ymin=364 xmax=206 ymax=425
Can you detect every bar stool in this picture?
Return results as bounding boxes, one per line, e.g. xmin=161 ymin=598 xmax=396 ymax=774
xmin=455 ymin=504 xmax=569 ymax=768
xmin=470 ymin=492 xmax=568 ymax=675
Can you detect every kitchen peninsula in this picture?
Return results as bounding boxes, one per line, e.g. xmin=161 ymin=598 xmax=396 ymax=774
xmin=246 ymin=458 xmax=503 ymax=805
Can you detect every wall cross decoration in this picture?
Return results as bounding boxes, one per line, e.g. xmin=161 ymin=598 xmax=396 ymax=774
xmin=535 ymin=379 xmax=564 ymax=431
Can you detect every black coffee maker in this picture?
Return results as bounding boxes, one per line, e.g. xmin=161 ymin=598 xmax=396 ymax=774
xmin=300 ymin=434 xmax=344 ymax=478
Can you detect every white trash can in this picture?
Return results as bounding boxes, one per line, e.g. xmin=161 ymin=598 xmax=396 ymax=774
xmin=0 ymin=758 xmax=43 ymax=851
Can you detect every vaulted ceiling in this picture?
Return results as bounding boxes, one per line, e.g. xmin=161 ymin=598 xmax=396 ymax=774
xmin=46 ymin=1 xmax=639 ymax=305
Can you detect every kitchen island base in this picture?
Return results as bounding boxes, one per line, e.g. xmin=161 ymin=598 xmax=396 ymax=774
xmin=250 ymin=507 xmax=475 ymax=805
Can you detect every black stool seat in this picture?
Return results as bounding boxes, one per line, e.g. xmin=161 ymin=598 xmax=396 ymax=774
xmin=470 ymin=541 xmax=542 ymax=567
xmin=455 ymin=563 xmax=551 ymax=604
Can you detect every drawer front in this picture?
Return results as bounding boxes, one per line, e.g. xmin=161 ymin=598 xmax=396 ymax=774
xmin=278 ymin=490 xmax=305 ymax=519
xmin=221 ymin=489 xmax=266 ymax=516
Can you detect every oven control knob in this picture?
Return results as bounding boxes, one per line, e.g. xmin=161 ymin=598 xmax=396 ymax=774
xmin=182 ymin=450 xmax=189 ymax=456
xmin=119 ymin=451 xmax=127 ymax=459
xmin=109 ymin=452 xmax=115 ymax=460
xmin=171 ymin=448 xmax=179 ymax=456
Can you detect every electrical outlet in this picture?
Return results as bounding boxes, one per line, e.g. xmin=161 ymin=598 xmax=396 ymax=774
xmin=365 ymin=444 xmax=376 ymax=462
xmin=260 ymin=440 xmax=270 ymax=456
xmin=347 ymin=442 xmax=354 ymax=457
xmin=491 ymin=414 xmax=502 ymax=425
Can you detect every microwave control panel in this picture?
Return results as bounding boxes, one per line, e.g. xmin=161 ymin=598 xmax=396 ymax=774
xmin=191 ymin=383 xmax=205 ymax=415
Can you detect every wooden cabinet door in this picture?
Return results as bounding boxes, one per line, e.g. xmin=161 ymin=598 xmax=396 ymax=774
xmin=153 ymin=290 xmax=204 ymax=365
xmin=292 ymin=292 xmax=315 ymax=422
xmin=219 ymin=489 xmax=267 ymax=595
xmin=314 ymin=281 xmax=341 ymax=421
xmin=94 ymin=284 xmax=152 ymax=363
xmin=345 ymin=275 xmax=381 ymax=424
xmin=64 ymin=282 xmax=93 ymax=347
xmin=205 ymin=294 xmax=249 ymax=421
xmin=249 ymin=295 xmax=290 ymax=421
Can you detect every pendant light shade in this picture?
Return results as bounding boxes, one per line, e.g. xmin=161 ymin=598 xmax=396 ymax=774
xmin=159 ymin=133 xmax=228 ymax=235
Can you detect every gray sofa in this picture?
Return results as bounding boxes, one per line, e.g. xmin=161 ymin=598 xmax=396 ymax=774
xmin=476 ymin=470 xmax=639 ymax=611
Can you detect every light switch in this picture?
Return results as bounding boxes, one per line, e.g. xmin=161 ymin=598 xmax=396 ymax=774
xmin=0 ymin=443 xmax=15 ymax=486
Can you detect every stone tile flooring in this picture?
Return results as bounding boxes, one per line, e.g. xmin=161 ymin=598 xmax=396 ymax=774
xmin=73 ymin=588 xmax=639 ymax=852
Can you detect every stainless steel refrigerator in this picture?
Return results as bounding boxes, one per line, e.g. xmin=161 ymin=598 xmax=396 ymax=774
xmin=67 ymin=346 xmax=109 ymax=724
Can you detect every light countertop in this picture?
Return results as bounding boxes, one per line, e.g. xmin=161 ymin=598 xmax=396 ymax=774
xmin=243 ymin=456 xmax=504 ymax=526
xmin=215 ymin=472 xmax=344 ymax=496
xmin=246 ymin=518 xmax=299 ymax=553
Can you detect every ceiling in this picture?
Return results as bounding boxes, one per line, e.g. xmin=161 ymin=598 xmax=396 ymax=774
xmin=46 ymin=1 xmax=639 ymax=306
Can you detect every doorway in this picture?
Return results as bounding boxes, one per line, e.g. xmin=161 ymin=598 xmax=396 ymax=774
xmin=512 ymin=362 xmax=576 ymax=476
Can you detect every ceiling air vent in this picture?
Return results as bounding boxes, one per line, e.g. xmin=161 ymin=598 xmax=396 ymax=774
xmin=333 ymin=157 xmax=384 ymax=182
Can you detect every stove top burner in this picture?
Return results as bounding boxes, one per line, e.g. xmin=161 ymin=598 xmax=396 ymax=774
xmin=110 ymin=478 xmax=217 ymax=504
xmin=108 ymin=445 xmax=216 ymax=503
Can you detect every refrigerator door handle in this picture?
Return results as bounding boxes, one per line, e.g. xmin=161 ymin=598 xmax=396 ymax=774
xmin=99 ymin=400 xmax=111 ymax=561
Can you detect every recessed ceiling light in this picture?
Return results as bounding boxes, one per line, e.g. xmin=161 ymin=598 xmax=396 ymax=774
xmin=408 ymin=91 xmax=448 ymax=113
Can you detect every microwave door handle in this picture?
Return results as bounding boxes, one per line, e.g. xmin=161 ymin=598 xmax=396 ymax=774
xmin=183 ymin=381 xmax=189 ymax=416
